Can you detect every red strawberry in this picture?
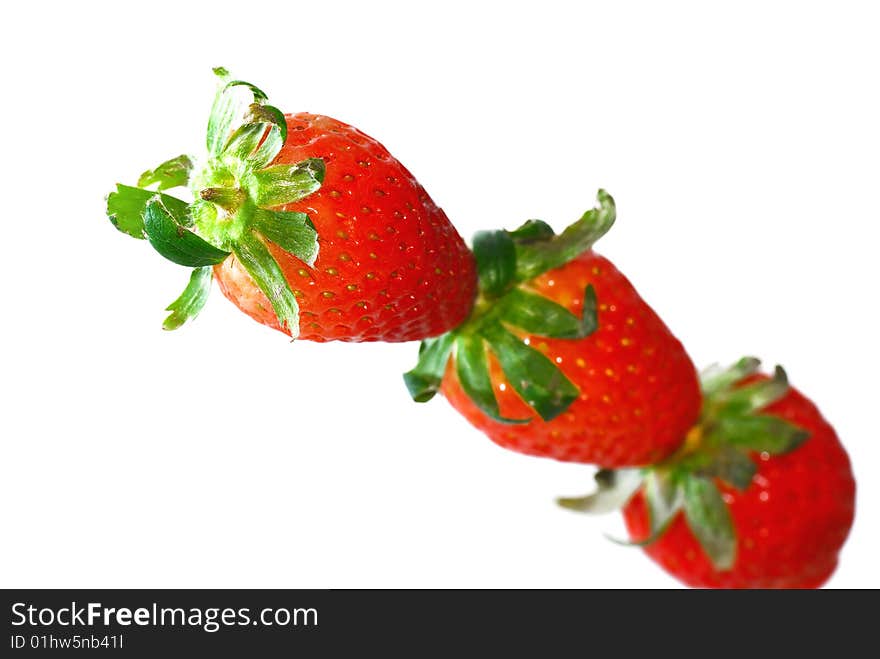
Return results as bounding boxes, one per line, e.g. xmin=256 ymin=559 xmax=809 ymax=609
xmin=562 ymin=359 xmax=856 ymax=588
xmin=213 ymin=112 xmax=475 ymax=341
xmin=404 ymin=193 xmax=702 ymax=467
xmin=107 ymin=68 xmax=476 ymax=341
xmin=623 ymin=363 xmax=855 ymax=588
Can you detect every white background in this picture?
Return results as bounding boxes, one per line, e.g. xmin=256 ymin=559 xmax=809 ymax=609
xmin=1 ymin=1 xmax=877 ymax=588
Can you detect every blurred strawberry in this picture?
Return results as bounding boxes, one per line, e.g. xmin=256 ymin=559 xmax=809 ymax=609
xmin=561 ymin=358 xmax=856 ymax=588
xmin=405 ymin=192 xmax=701 ymax=466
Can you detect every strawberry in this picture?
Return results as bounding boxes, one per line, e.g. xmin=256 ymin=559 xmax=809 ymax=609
xmin=404 ymin=192 xmax=702 ymax=466
xmin=107 ymin=68 xmax=476 ymax=341
xmin=561 ymin=359 xmax=856 ymax=588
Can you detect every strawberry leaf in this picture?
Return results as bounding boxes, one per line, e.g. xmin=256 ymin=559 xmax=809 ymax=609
xmin=644 ymin=471 xmax=682 ymax=533
xmin=246 ymin=102 xmax=288 ymax=143
xmin=455 ymin=334 xmax=530 ymax=424
xmin=719 ymin=365 xmax=790 ymax=415
xmin=222 ymin=123 xmax=270 ymax=162
xmin=683 ymin=446 xmax=757 ymax=491
xmin=245 ymin=104 xmax=286 ymax=170
xmin=682 ymin=475 xmax=736 ymax=570
xmin=249 ymin=123 xmax=284 ymax=170
xmin=222 ymin=79 xmax=268 ymax=102
xmin=219 ymin=112 xmax=284 ymax=169
xmin=206 ymin=70 xmax=269 ymax=156
xmin=143 ymin=199 xmax=230 ymax=267
xmin=138 ymin=155 xmax=194 ymax=191
xmin=714 ymin=415 xmax=810 ymax=456
xmin=107 ymin=184 xmax=191 ymax=239
xmin=232 ymin=231 xmax=301 ymax=337
xmin=251 ymin=158 xmax=325 ymax=208
xmin=473 ymin=230 xmax=517 ymax=298
xmin=403 ymin=334 xmax=456 ymax=403
xmin=497 ymin=285 xmax=597 ymax=339
xmin=557 ymin=468 xmax=644 ymax=514
xmin=252 ymin=210 xmax=319 ymax=267
xmin=700 ymin=356 xmax=761 ymax=397
xmin=514 ymin=189 xmax=616 ymax=282
xmin=480 ymin=323 xmax=579 ymax=421
xmin=163 ymin=267 xmax=212 ymax=331
xmin=507 ymin=219 xmax=555 ymax=244
xmin=600 ymin=471 xmax=680 ymax=546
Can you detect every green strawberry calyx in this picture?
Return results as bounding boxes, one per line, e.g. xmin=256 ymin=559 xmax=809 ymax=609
xmin=106 ymin=67 xmax=324 ymax=337
xmin=404 ymin=190 xmax=615 ymax=423
xmin=557 ymin=357 xmax=810 ymax=570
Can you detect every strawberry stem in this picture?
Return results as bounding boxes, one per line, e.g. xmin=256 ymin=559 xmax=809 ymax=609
xmin=199 ymin=186 xmax=247 ymax=212
xmin=106 ymin=68 xmax=326 ymax=336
